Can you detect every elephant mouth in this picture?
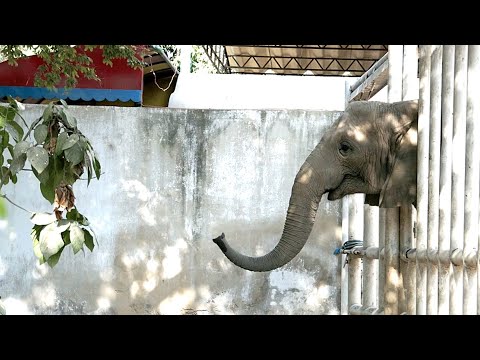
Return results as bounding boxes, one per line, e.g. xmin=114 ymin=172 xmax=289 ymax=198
xmin=326 ymin=174 xmax=376 ymax=201
xmin=327 ymin=188 xmax=343 ymax=201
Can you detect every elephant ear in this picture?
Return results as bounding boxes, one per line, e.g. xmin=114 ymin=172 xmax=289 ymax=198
xmin=379 ymin=121 xmax=417 ymax=208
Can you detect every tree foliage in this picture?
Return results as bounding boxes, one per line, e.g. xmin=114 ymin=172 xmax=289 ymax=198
xmin=1 ymin=97 xmax=100 ymax=267
xmin=0 ymin=45 xmax=145 ymax=89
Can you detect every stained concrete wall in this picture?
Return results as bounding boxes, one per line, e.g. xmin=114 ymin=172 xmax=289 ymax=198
xmin=0 ymin=105 xmax=343 ymax=315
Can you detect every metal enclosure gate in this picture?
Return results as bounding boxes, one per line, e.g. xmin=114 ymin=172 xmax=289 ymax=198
xmin=341 ymin=45 xmax=480 ymax=315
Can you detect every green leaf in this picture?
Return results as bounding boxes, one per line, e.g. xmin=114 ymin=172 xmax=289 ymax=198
xmin=60 ymin=99 xmax=68 ymax=108
xmin=5 ymin=121 xmax=24 ymax=142
xmin=85 ymin=150 xmax=94 ymax=186
xmin=9 ymin=172 xmax=17 ymax=184
xmin=55 ymin=219 xmax=72 ymax=233
xmin=64 ymin=142 xmax=84 ymax=166
xmin=55 ymin=132 xmax=68 ymax=155
xmin=61 ymin=134 xmax=79 ymax=151
xmin=27 ymin=117 xmax=43 ymax=137
xmin=7 ymin=144 xmax=14 ymax=158
xmin=84 ymin=229 xmax=95 ymax=251
xmin=1 ymin=167 xmax=9 ymax=185
xmin=69 ymin=223 xmax=85 ymax=254
xmin=30 ymin=212 xmax=56 ymax=225
xmin=26 ymin=147 xmax=49 ymax=174
xmin=62 ymin=229 xmax=71 ymax=245
xmin=1 ymin=131 xmax=9 ymax=147
xmin=39 ymin=222 xmax=65 ymax=260
xmin=34 ymin=124 xmax=49 ymax=144
xmin=0 ymin=106 xmax=16 ymax=126
xmin=32 ymin=237 xmax=46 ymax=264
xmin=40 ymin=180 xmax=55 ymax=204
xmin=93 ymin=156 xmax=101 ymax=179
xmin=13 ymin=140 xmax=31 ymax=158
xmin=66 ymin=208 xmax=90 ymax=226
xmin=61 ymin=110 xmax=77 ymax=130
xmin=0 ymin=153 xmax=3 ymax=167
xmin=47 ymin=246 xmax=64 ymax=268
xmin=43 ymin=103 xmax=54 ymax=121
xmin=0 ymin=197 xmax=7 ymax=219
xmin=32 ymin=159 xmax=51 ymax=184
xmin=9 ymin=153 xmax=26 ymax=175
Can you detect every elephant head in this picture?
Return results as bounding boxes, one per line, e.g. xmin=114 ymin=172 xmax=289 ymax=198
xmin=213 ymin=100 xmax=418 ymax=272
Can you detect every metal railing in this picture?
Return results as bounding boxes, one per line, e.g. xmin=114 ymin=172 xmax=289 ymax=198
xmin=341 ymin=45 xmax=480 ymax=315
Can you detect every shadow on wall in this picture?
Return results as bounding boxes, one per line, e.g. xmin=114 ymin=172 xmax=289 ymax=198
xmin=0 ymin=105 xmax=343 ymax=315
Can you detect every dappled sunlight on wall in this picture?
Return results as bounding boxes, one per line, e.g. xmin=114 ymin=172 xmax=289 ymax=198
xmin=2 ymin=105 xmax=344 ymax=315
xmin=162 ymin=238 xmax=187 ymax=280
xmin=158 ymin=288 xmax=195 ymax=314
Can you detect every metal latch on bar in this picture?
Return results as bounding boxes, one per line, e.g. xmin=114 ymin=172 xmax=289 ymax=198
xmin=333 ymin=240 xmax=364 ymax=267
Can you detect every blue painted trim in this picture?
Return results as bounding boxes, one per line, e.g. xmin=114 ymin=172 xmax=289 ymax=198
xmin=0 ymin=86 xmax=141 ymax=103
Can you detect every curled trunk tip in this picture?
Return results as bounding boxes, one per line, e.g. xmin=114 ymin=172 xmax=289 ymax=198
xmin=213 ymin=233 xmax=227 ymax=253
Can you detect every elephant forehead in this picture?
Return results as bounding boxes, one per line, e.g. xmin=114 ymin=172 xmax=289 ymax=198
xmin=346 ymin=128 xmax=366 ymax=142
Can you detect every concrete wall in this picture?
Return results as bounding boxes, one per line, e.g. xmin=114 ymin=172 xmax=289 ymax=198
xmin=169 ymin=73 xmax=352 ymax=111
xmin=0 ymin=105 xmax=343 ymax=315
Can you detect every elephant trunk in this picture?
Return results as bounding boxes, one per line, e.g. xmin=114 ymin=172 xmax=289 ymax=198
xmin=213 ymin=154 xmax=324 ymax=272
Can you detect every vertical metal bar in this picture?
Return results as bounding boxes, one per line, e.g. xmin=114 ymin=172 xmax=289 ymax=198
xmin=401 ymin=45 xmax=418 ymax=315
xmin=363 ymin=204 xmax=379 ymax=309
xmin=348 ymin=193 xmax=364 ymax=310
xmin=450 ymin=45 xmax=467 ymax=315
xmin=438 ymin=45 xmax=455 ymax=314
xmin=416 ymin=45 xmax=432 ymax=315
xmin=464 ymin=45 xmax=480 ymax=315
xmin=402 ymin=45 xmax=419 ymax=101
xmin=385 ymin=45 xmax=403 ymax=315
xmin=378 ymin=208 xmax=386 ymax=311
xmin=427 ymin=45 xmax=443 ymax=314
xmin=384 ymin=207 xmax=400 ymax=314
xmin=341 ymin=196 xmax=349 ymax=315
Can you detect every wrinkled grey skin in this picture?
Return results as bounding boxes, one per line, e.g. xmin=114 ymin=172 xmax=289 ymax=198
xmin=213 ymin=100 xmax=418 ymax=272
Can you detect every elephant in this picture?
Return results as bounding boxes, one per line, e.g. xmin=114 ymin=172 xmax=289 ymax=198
xmin=212 ymin=99 xmax=418 ymax=272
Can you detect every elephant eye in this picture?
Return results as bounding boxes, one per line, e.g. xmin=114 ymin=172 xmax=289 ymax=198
xmin=339 ymin=142 xmax=352 ymax=156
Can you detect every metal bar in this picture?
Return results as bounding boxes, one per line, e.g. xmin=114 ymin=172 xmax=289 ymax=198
xmin=349 ymin=304 xmax=383 ymax=315
xmin=464 ymin=45 xmax=480 ymax=314
xmin=234 ymin=45 xmax=388 ymax=51
xmin=230 ymin=71 xmax=363 ymax=77
xmin=227 ymin=55 xmax=383 ymax=61
xmin=341 ymin=196 xmax=349 ymax=315
xmin=416 ymin=45 xmax=432 ymax=315
xmin=438 ymin=45 xmax=455 ymax=314
xmin=378 ymin=208 xmax=386 ymax=313
xmin=403 ymin=247 xmax=475 ymax=266
xmin=347 ymin=193 xmax=364 ymax=311
xmin=384 ymin=45 xmax=403 ymax=315
xmin=226 ymin=65 xmax=367 ymax=73
xmin=450 ymin=45 xmax=468 ymax=315
xmin=339 ymin=246 xmax=381 ymax=259
xmin=401 ymin=45 xmax=418 ymax=315
xmin=363 ymin=205 xmax=379 ymax=310
xmin=349 ymin=53 xmax=388 ymax=91
xmin=427 ymin=45 xmax=443 ymax=314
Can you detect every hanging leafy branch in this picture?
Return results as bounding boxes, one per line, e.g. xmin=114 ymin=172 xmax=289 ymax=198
xmin=0 ymin=45 xmax=145 ymax=90
xmin=0 ymin=97 xmax=101 ymax=267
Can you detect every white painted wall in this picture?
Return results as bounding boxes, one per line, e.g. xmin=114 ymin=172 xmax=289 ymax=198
xmin=169 ymin=73 xmax=353 ymax=111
